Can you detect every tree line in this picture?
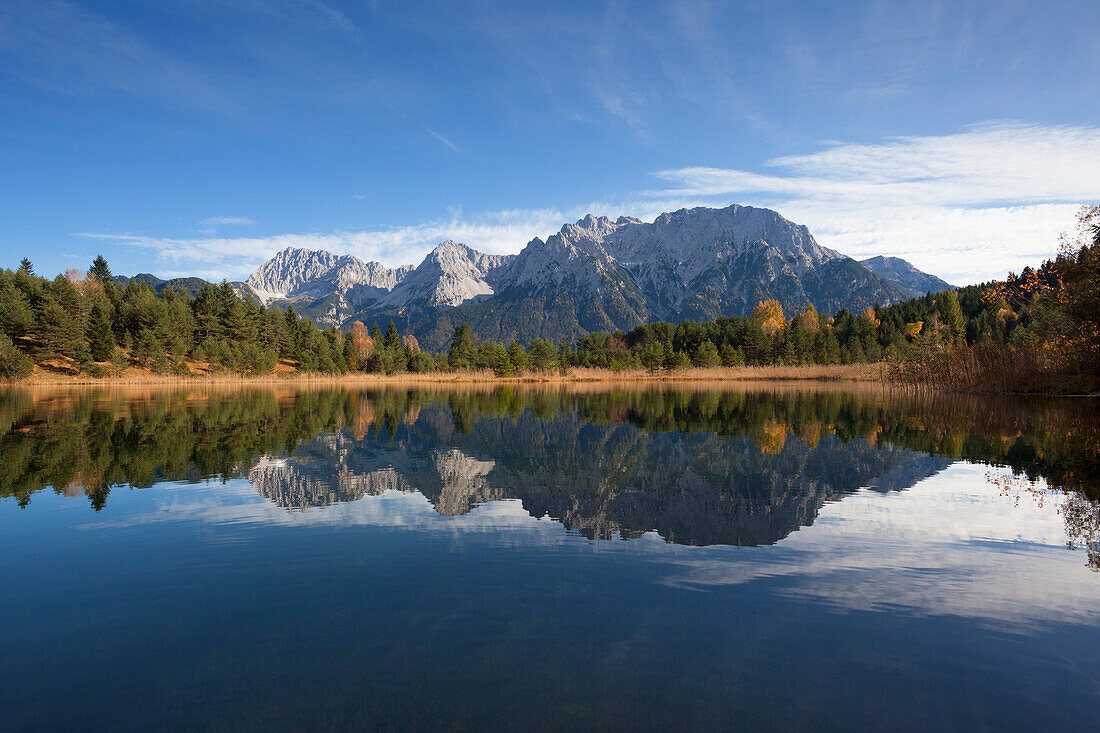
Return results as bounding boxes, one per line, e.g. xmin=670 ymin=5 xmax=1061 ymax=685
xmin=0 ymin=255 xmax=436 ymax=379
xmin=0 ymin=203 xmax=1096 ymax=385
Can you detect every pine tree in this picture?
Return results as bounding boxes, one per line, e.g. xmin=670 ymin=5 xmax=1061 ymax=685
xmin=384 ymin=320 xmax=401 ymax=352
xmin=36 ymin=295 xmax=86 ymax=361
xmin=528 ymin=339 xmax=557 ymax=372
xmin=0 ymin=281 xmax=34 ymax=337
xmin=493 ymin=346 xmax=513 ymax=377
xmin=693 ymin=340 xmax=721 ymax=368
xmin=343 ymin=334 xmax=358 ymax=371
xmin=90 ymin=255 xmax=112 ymax=285
xmin=936 ymin=290 xmax=966 ymax=344
xmin=449 ymin=323 xmax=476 ymax=369
xmin=506 ymin=340 xmax=527 ymax=373
xmin=283 ymin=306 xmax=302 ymax=359
xmin=556 ymin=339 xmax=574 ymax=373
xmin=87 ymin=302 xmax=115 ymax=361
xmin=0 ymin=334 xmax=33 ymax=379
xmin=192 ymin=286 xmax=222 ymax=344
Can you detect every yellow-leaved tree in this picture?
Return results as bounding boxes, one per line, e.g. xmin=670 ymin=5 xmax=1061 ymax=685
xmin=752 ymin=299 xmax=785 ymax=335
xmin=795 ymin=305 xmax=820 ymax=332
xmin=350 ymin=321 xmax=374 ymax=368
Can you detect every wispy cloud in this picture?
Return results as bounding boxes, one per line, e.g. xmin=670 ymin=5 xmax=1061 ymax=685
xmin=648 ymin=121 xmax=1100 ymax=282
xmin=80 ymin=122 xmax=1098 ymax=284
xmin=0 ymin=0 xmax=390 ymax=124
xmin=77 ymin=209 xmax=574 ymax=279
xmin=423 ymin=127 xmax=463 ymax=154
xmin=295 ymin=0 xmax=361 ymax=42
xmin=199 ymin=215 xmax=255 ymax=228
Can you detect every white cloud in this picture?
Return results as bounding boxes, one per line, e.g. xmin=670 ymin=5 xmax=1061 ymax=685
xmin=80 ymin=121 xmax=1099 ymax=284
xmin=199 ymin=216 xmax=256 ymax=228
xmin=649 ymin=121 xmax=1100 ymax=283
xmin=78 ymin=208 xmax=577 ymax=279
xmin=660 ymin=465 xmax=1097 ymax=627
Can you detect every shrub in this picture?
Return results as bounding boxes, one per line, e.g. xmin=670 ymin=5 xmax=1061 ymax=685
xmin=0 ymin=335 xmax=33 ymax=380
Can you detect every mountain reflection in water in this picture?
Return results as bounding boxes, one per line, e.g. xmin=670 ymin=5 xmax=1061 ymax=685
xmin=2 ymin=384 xmax=1100 ymax=731
xmin=1 ymin=385 xmax=1096 ymax=556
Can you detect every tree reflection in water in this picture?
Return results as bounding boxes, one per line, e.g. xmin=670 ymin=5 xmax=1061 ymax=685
xmin=1 ymin=384 xmax=1097 ymax=556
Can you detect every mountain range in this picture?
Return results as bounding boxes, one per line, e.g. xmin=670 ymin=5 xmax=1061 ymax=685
xmin=132 ymin=204 xmax=954 ymax=350
xmin=247 ymin=403 xmax=951 ymax=546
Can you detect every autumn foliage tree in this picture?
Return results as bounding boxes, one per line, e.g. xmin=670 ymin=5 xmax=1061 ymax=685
xmin=349 ymin=321 xmax=374 ymax=370
xmin=752 ymin=299 xmax=785 ymax=335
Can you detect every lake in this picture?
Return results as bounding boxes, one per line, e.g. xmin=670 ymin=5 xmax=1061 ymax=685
xmin=1 ymin=384 xmax=1097 ymax=730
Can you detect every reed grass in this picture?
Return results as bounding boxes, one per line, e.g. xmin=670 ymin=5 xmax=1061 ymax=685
xmin=10 ymin=362 xmax=885 ymax=387
xmin=889 ymin=341 xmax=1098 ymax=394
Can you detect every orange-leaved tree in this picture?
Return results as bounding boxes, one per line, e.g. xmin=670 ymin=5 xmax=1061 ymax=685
xmin=752 ymin=299 xmax=785 ymax=335
xmin=350 ymin=321 xmax=374 ymax=368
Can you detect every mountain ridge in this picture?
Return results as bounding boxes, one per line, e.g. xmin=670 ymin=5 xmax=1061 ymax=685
xmin=164 ymin=205 xmax=952 ymax=349
xmin=860 ymin=255 xmax=955 ymax=297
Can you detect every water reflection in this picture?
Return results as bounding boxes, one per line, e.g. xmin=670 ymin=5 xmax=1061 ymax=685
xmin=1 ymin=385 xmax=1096 ymax=556
xmin=2 ymin=385 xmax=1099 ymax=730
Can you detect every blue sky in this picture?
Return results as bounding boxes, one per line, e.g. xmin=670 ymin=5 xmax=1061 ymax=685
xmin=2 ymin=0 xmax=1098 ymax=284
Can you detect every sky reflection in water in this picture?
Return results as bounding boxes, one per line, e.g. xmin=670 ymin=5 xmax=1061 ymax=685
xmin=0 ymin=385 xmax=1097 ymax=730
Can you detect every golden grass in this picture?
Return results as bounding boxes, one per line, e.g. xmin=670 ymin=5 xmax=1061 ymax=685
xmin=889 ymin=341 xmax=1100 ymax=395
xmin=561 ymin=363 xmax=885 ymax=383
xmin=10 ymin=362 xmax=885 ymax=387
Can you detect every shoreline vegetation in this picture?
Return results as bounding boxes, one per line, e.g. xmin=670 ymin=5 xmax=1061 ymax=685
xmin=2 ymin=206 xmax=1096 ymax=394
xmin=9 ymin=363 xmax=886 ymax=387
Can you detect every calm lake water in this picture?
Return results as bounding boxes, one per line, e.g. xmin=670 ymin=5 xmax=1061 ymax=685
xmin=1 ymin=384 xmax=1097 ymax=731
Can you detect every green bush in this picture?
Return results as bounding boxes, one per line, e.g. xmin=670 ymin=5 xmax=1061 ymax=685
xmin=0 ymin=335 xmax=33 ymax=380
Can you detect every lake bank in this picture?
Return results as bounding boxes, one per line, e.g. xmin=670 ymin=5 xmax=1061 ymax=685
xmin=10 ymin=362 xmax=886 ymax=387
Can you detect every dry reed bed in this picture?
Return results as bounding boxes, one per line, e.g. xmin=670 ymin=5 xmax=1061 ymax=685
xmin=10 ymin=362 xmax=884 ymax=389
xmin=890 ymin=342 xmax=1099 ymax=395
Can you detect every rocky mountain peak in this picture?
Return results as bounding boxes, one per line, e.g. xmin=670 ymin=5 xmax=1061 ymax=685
xmin=559 ymin=214 xmax=620 ymax=243
xmin=235 ymin=204 xmax=951 ymax=348
xmin=245 ymin=246 xmax=411 ymax=306
xmin=860 ymin=255 xmax=955 ymax=297
xmin=382 ymin=240 xmax=514 ymax=308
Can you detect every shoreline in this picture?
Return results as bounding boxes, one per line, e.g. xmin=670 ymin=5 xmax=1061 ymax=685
xmin=6 ymin=363 xmax=886 ymax=388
